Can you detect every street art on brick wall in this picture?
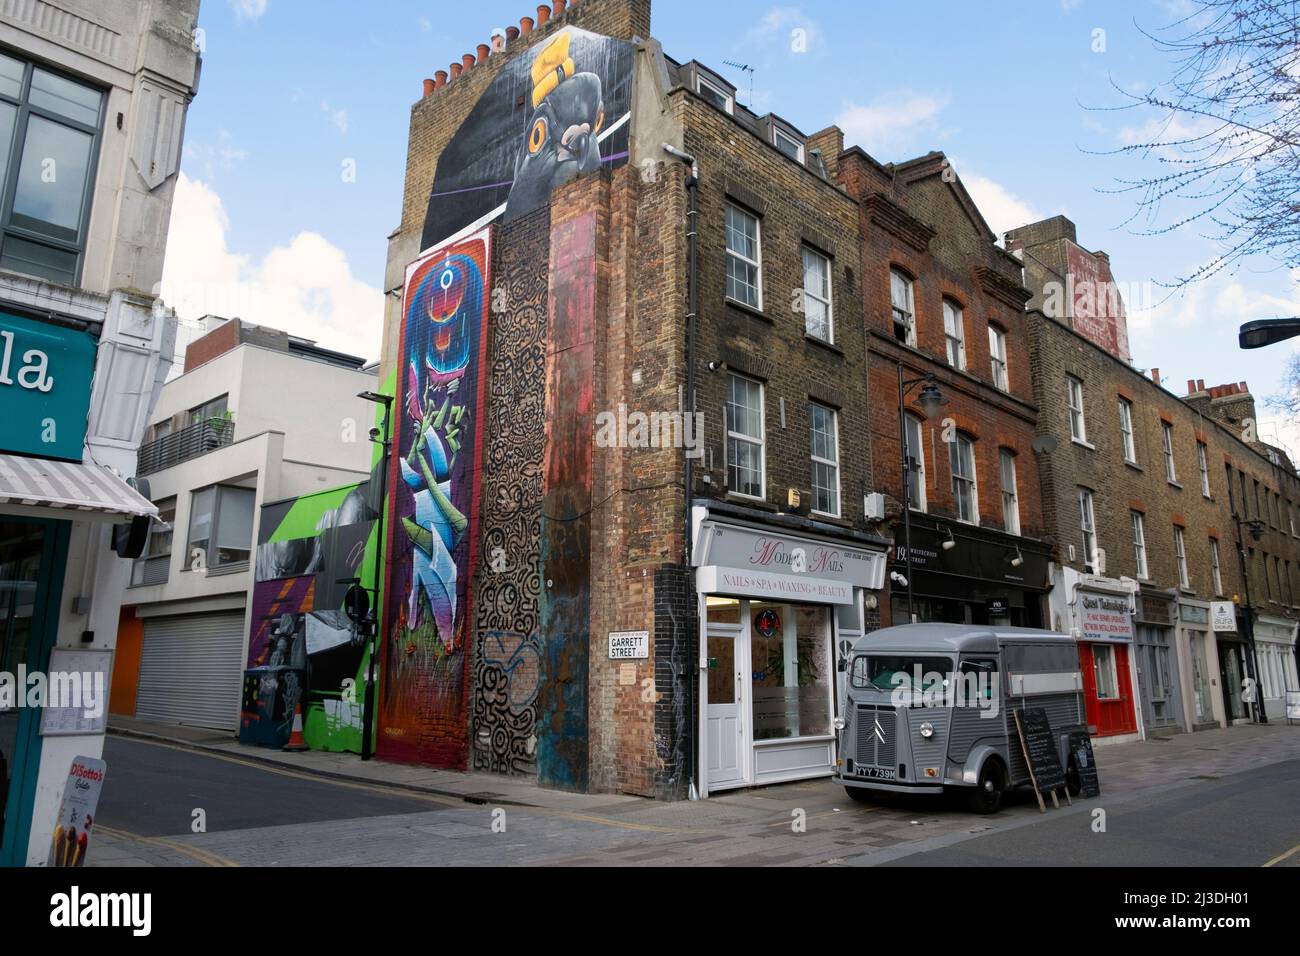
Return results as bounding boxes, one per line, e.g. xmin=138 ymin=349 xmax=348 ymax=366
xmin=379 ymin=227 xmax=492 ymax=768
xmin=420 ymin=27 xmax=632 ymax=251
xmin=245 ymin=482 xmax=377 ymax=753
xmin=470 ymin=210 xmax=549 ymax=775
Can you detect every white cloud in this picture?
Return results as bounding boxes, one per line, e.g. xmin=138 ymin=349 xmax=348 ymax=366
xmin=160 ymin=173 xmax=382 ymax=363
xmin=229 ymin=0 xmax=267 ymax=21
xmin=1059 ymin=0 xmax=1083 ymax=11
xmin=320 ymin=100 xmax=349 ymax=135
xmin=749 ymin=6 xmax=819 ymax=51
xmin=182 ymin=129 xmax=248 ymax=183
xmin=959 ymin=170 xmax=1042 ymax=240
xmin=834 ymin=91 xmax=950 ymax=153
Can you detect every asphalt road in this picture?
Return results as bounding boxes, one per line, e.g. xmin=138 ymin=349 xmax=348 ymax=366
xmin=877 ymin=758 xmax=1300 ymax=867
xmin=97 ymin=737 xmax=442 ymax=837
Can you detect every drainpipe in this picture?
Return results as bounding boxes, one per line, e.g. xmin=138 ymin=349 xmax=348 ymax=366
xmin=662 ymin=142 xmax=699 ymax=799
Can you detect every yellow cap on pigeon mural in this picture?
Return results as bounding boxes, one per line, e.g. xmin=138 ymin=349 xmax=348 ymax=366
xmin=531 ymin=32 xmax=576 ymax=108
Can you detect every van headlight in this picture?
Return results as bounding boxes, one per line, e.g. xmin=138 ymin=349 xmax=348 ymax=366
xmin=919 ymin=721 xmax=934 ymax=739
xmin=833 ymin=717 xmax=846 ymax=732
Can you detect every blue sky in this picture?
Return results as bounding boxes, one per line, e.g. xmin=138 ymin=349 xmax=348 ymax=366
xmin=164 ymin=0 xmax=1300 ymax=451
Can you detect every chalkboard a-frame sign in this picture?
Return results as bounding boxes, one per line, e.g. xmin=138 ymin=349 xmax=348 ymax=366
xmin=1013 ymin=707 xmax=1071 ymax=812
xmin=1067 ymin=730 xmax=1101 ymax=798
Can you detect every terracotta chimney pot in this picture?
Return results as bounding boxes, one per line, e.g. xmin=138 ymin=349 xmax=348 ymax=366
xmin=537 ymin=4 xmax=550 ymax=25
xmin=520 ymin=15 xmax=534 ymax=34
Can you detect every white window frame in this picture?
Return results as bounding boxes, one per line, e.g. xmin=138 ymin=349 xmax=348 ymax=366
xmin=1093 ymin=643 xmax=1119 ymax=699
xmin=1131 ymin=510 xmax=1148 ymax=579
xmin=1210 ymin=538 xmax=1224 ymax=596
xmin=904 ymin=413 xmax=927 ymax=513
xmin=697 ymin=75 xmax=734 ymax=115
xmin=1197 ymin=441 xmax=1211 ymax=497
xmin=801 ymin=245 xmax=833 ymax=343
xmin=1067 ymin=376 xmax=1087 ymax=443
xmin=725 ymin=372 xmax=766 ymax=500
xmin=943 ymin=299 xmax=966 ymax=370
xmin=773 ymin=126 xmax=804 ymax=163
xmin=1162 ymin=421 xmax=1178 ymax=483
xmin=988 ymin=325 xmax=1008 ymax=391
xmin=999 ymin=448 xmax=1020 ymax=536
xmin=1078 ymin=487 xmax=1098 ymax=570
xmin=809 ymin=402 xmax=841 ymax=517
xmin=1118 ymin=398 xmax=1136 ymax=463
xmin=890 ymin=269 xmax=916 ymax=347
xmin=950 ymin=433 xmax=979 ymax=525
xmin=724 ymin=203 xmax=762 ymax=310
xmin=1174 ymin=525 xmax=1190 ymax=589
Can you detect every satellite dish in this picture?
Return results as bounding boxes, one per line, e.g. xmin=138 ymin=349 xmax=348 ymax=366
xmin=1031 ymin=434 xmax=1059 ymax=455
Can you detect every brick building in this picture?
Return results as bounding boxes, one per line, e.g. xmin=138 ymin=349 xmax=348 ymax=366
xmin=1023 ymin=275 xmax=1300 ymax=740
xmin=829 ymin=147 xmax=1051 ymax=631
xmin=376 ymin=0 xmax=889 ymax=801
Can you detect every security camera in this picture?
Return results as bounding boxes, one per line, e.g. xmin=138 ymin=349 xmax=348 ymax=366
xmin=890 ymin=571 xmax=908 ymax=587
xmin=368 ymin=427 xmax=382 ymax=442
xmin=706 ymin=360 xmax=727 ymax=373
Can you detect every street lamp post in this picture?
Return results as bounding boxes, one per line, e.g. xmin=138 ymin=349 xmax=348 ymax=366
xmin=357 ymin=390 xmax=393 ymax=760
xmin=1232 ymin=511 xmax=1269 ymax=725
xmin=1239 ymin=317 xmax=1300 ymax=350
xmin=897 ymin=363 xmax=946 ymax=624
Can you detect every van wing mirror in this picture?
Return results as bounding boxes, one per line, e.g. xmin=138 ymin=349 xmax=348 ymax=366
xmin=838 ymin=640 xmax=852 ymax=657
xmin=837 ymin=657 xmax=847 ymax=673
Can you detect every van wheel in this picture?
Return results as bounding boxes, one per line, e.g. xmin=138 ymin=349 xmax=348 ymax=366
xmin=844 ymin=787 xmax=874 ymax=804
xmin=967 ymin=760 xmax=1005 ymax=814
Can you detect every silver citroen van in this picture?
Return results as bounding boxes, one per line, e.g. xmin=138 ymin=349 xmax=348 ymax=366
xmin=834 ymin=623 xmax=1087 ymax=813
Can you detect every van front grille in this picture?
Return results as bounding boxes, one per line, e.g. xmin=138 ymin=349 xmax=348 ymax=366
xmin=855 ymin=705 xmax=896 ymax=768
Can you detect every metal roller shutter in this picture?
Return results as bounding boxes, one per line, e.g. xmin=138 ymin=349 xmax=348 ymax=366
xmin=135 ymin=612 xmax=245 ymax=731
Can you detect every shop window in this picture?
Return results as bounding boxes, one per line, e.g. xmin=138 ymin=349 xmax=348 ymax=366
xmin=890 ymin=268 xmax=915 ymax=346
xmin=0 ymin=51 xmax=104 ymax=286
xmin=725 ymin=203 xmax=761 ymax=308
xmin=1092 ymin=643 xmax=1119 ymax=699
xmin=750 ymin=603 xmax=831 ymax=739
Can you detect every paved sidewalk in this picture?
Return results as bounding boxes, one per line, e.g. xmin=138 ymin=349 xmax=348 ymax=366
xmin=89 ymin=716 xmax=1298 ymax=866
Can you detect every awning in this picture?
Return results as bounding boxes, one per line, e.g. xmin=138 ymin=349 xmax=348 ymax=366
xmin=0 ymin=454 xmax=157 ymax=523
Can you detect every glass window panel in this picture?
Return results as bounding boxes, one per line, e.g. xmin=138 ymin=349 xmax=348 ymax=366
xmin=0 ymin=234 xmax=76 ymax=285
xmin=29 ymin=68 xmax=101 ymax=127
xmin=187 ymin=486 xmax=216 ymax=561
xmin=215 ymin=487 xmax=255 ymax=565
xmin=11 ymin=115 xmax=94 ymax=242
xmin=750 ymin=603 xmax=830 ymax=740
xmin=0 ymin=101 xmax=16 ymax=190
xmin=904 ymin=414 xmax=925 ymax=510
xmin=0 ymin=52 xmax=23 ymax=99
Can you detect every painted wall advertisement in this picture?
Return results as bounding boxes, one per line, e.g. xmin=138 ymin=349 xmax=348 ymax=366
xmin=1078 ymin=590 xmax=1134 ymax=642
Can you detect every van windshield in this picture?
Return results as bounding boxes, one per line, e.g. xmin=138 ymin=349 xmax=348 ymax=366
xmin=850 ymin=655 xmax=953 ymax=692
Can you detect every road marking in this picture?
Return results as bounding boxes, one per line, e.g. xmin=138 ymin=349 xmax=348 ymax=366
xmin=96 ymin=824 xmax=239 ymax=868
xmin=1264 ymin=841 xmax=1300 ymax=867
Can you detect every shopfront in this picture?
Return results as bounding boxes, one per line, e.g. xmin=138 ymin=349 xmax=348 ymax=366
xmin=1253 ymin=615 xmax=1298 ymax=722
xmin=888 ymin=517 xmax=1050 ymax=628
xmin=1210 ymin=602 xmax=1251 ymax=723
xmin=1052 ymin=567 xmax=1141 ymax=740
xmin=1134 ymin=589 xmax=1184 ymax=733
xmin=1176 ymin=600 xmax=1224 ymax=730
xmin=692 ymin=506 xmax=888 ymax=796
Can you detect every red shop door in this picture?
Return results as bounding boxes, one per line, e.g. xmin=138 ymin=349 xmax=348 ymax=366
xmin=1078 ymin=642 xmax=1138 ymax=737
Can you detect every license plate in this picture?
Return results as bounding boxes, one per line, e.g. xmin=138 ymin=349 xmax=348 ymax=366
xmin=857 ymin=766 xmax=896 ymax=781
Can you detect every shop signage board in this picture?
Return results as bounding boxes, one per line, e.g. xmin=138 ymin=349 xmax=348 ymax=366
xmin=0 ymin=311 xmax=96 ymax=462
xmin=1013 ymin=707 xmax=1069 ymax=812
xmin=696 ymin=566 xmax=854 ymax=605
xmin=1067 ymin=730 xmax=1101 ymax=797
xmin=894 ymin=523 xmax=1050 ymax=587
xmin=693 ymin=520 xmax=886 ymax=590
xmin=1210 ymin=602 xmax=1237 ymax=633
xmin=608 ymin=630 xmax=649 ymax=660
xmin=1078 ymin=591 xmax=1134 ymax=642
xmin=47 ymin=755 xmax=106 ymax=867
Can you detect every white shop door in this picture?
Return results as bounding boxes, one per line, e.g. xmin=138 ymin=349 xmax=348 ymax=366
xmin=706 ymin=630 xmax=745 ymax=790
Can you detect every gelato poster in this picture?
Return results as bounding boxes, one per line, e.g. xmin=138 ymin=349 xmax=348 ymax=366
xmin=47 ymin=756 xmax=106 ymax=868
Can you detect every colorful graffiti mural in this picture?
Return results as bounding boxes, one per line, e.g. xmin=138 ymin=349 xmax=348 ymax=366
xmin=245 ymin=481 xmax=379 ymax=753
xmin=420 ymin=27 xmax=632 ymax=250
xmin=470 ymin=210 xmax=550 ymax=774
xmin=379 ymin=228 xmax=492 ymax=768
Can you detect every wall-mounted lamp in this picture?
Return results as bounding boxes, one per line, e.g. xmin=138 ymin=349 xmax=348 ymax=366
xmin=942 ymin=529 xmax=957 ymax=551
xmin=1010 ymin=546 xmax=1024 ymax=569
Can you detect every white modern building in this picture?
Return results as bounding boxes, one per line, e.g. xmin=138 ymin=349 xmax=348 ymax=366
xmin=111 ymin=317 xmax=376 ymax=733
xmin=0 ymin=0 xmax=200 ymax=866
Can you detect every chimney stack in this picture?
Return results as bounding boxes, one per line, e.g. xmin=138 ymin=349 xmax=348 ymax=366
xmin=1151 ymin=368 xmax=1161 ymax=386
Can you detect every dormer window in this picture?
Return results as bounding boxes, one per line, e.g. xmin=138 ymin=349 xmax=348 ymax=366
xmin=773 ymin=127 xmax=804 ymax=163
xmin=697 ymin=75 xmax=734 ymax=115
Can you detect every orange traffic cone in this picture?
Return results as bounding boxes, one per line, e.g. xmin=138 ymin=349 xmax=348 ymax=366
xmin=283 ymin=700 xmax=308 ymax=752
